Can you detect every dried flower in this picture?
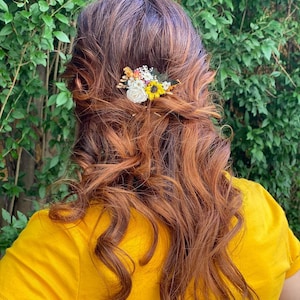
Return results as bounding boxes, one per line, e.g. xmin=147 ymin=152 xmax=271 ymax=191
xmin=117 ymin=65 xmax=179 ymax=103
xmin=127 ymin=87 xmax=148 ymax=103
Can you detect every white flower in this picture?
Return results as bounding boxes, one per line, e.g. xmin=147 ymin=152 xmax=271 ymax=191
xmin=128 ymin=79 xmax=146 ymax=89
xmin=141 ymin=71 xmax=153 ymax=81
xmin=127 ymin=77 xmax=135 ymax=87
xmin=138 ymin=66 xmax=153 ymax=81
xmin=126 ymin=86 xmax=148 ymax=103
xmin=162 ymin=81 xmax=171 ymax=91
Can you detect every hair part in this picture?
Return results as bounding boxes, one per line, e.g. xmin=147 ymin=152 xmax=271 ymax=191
xmin=50 ymin=0 xmax=257 ymax=299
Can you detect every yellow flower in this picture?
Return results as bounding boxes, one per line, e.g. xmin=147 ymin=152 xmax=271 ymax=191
xmin=145 ymin=81 xmax=165 ymax=101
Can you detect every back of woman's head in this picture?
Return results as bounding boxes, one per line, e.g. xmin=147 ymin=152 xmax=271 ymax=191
xmin=55 ymin=1 xmax=256 ymax=299
xmin=66 ymin=0 xmax=210 ymax=104
xmin=64 ymin=0 xmax=221 ymax=186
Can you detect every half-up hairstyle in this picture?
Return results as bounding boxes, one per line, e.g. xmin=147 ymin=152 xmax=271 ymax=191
xmin=50 ymin=0 xmax=256 ymax=299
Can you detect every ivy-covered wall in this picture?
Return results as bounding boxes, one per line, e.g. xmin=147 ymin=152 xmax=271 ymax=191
xmin=0 ymin=0 xmax=85 ymax=253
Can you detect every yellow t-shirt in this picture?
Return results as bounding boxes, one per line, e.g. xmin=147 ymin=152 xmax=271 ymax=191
xmin=0 ymin=177 xmax=300 ymax=299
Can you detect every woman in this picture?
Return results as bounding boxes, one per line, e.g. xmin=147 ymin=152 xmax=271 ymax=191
xmin=0 ymin=0 xmax=299 ymax=299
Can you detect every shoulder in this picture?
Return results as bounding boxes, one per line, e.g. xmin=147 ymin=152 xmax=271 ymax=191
xmin=230 ymin=176 xmax=291 ymax=246
xmin=231 ymin=176 xmax=286 ymax=223
xmin=229 ymin=176 xmax=300 ymax=279
xmin=5 ymin=208 xmax=83 ymax=265
xmin=16 ymin=208 xmax=86 ymax=248
xmin=0 ymin=209 xmax=81 ymax=299
xmin=231 ymin=176 xmax=274 ymax=201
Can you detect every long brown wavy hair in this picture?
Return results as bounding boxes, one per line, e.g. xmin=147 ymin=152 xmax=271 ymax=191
xmin=50 ymin=0 xmax=256 ymax=299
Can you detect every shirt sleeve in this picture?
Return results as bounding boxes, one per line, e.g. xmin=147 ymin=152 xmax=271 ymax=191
xmin=256 ymin=182 xmax=300 ymax=279
xmin=0 ymin=210 xmax=80 ymax=300
xmin=234 ymin=177 xmax=300 ymax=279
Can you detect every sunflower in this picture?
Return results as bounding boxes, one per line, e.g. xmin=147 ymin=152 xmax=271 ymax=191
xmin=145 ymin=81 xmax=165 ymax=101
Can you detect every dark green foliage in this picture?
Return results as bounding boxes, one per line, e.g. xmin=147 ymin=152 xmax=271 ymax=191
xmin=0 ymin=209 xmax=28 ymax=256
xmin=0 ymin=0 xmax=87 ymax=253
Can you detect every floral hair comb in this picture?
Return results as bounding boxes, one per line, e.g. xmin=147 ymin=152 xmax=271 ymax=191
xmin=116 ymin=65 xmax=179 ymax=103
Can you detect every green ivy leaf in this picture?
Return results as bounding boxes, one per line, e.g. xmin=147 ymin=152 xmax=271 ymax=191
xmin=38 ymin=0 xmax=49 ymax=12
xmin=56 ymin=92 xmax=69 ymax=106
xmin=271 ymin=71 xmax=281 ymax=77
xmin=200 ymin=11 xmax=217 ymax=27
xmin=15 ymin=211 xmax=28 ymax=228
xmin=186 ymin=0 xmax=198 ymax=6
xmin=206 ymin=13 xmax=217 ymax=26
xmin=39 ymin=185 xmax=46 ymax=199
xmin=49 ymin=155 xmax=59 ymax=169
xmin=0 ymin=25 xmax=13 ymax=36
xmin=0 ymin=0 xmax=8 ymax=12
xmin=261 ymin=43 xmax=272 ymax=61
xmin=55 ymin=13 xmax=69 ymax=25
xmin=11 ymin=110 xmax=25 ymax=119
xmin=220 ymin=67 xmax=228 ymax=83
xmin=20 ymin=11 xmax=31 ymax=19
xmin=55 ymin=82 xmax=69 ymax=92
xmin=1 ymin=209 xmax=11 ymax=224
xmin=53 ymin=31 xmax=70 ymax=43
xmin=224 ymin=0 xmax=234 ymax=11
xmin=42 ymin=15 xmax=54 ymax=27
xmin=59 ymin=51 xmax=67 ymax=60
xmin=3 ymin=12 xmax=13 ymax=24
xmin=47 ymin=94 xmax=57 ymax=106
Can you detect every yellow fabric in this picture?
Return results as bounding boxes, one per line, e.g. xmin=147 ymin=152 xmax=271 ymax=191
xmin=0 ymin=177 xmax=300 ymax=299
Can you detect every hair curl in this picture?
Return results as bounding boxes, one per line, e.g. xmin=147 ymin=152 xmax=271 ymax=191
xmin=50 ymin=0 xmax=256 ymax=299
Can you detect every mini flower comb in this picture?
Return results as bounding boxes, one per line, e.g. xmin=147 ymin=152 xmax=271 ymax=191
xmin=117 ymin=65 xmax=179 ymax=103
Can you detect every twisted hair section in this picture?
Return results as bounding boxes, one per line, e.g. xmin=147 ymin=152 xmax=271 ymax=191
xmin=50 ymin=0 xmax=256 ymax=299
